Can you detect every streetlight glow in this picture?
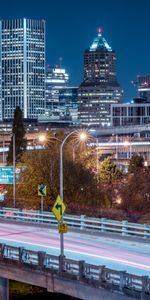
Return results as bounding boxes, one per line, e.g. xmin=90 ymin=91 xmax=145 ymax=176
xmin=39 ymin=134 xmax=46 ymax=143
xmin=123 ymin=141 xmax=130 ymax=146
xmin=79 ymin=132 xmax=87 ymax=141
xmin=123 ymin=140 xmax=132 ymax=159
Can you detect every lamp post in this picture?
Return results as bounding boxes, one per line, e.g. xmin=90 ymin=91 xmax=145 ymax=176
xmin=115 ymin=134 xmax=119 ymax=160
xmin=123 ymin=140 xmax=132 ymax=159
xmin=96 ymin=137 xmax=99 ymax=183
xmin=13 ymin=134 xmax=16 ymax=208
xmin=39 ymin=133 xmax=63 ymax=190
xmin=90 ymin=136 xmax=99 ymax=183
xmin=59 ymin=130 xmax=87 ymax=257
xmin=2 ymin=134 xmax=5 ymax=164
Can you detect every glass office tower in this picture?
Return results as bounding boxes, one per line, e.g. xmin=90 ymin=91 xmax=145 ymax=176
xmin=0 ymin=18 xmax=45 ymax=120
xmin=45 ymin=66 xmax=69 ymax=115
xmin=45 ymin=66 xmax=78 ymax=121
xmin=78 ymin=29 xmax=122 ymax=128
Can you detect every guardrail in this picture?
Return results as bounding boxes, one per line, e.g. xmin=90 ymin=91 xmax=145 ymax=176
xmin=0 ymin=242 xmax=149 ymax=299
xmin=0 ymin=207 xmax=150 ymax=239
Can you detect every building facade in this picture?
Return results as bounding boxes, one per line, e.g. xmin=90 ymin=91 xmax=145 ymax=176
xmin=78 ymin=28 xmax=122 ymax=128
xmin=45 ymin=66 xmax=78 ymax=122
xmin=0 ymin=18 xmax=45 ymax=120
xmin=111 ymin=103 xmax=150 ymax=126
xmin=135 ymin=75 xmax=150 ymax=103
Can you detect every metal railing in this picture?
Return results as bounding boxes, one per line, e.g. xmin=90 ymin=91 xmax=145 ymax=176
xmin=0 ymin=207 xmax=150 ymax=238
xmin=0 ymin=242 xmax=149 ymax=299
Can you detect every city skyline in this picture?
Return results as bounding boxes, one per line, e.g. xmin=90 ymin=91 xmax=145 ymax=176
xmin=1 ymin=0 xmax=150 ymax=102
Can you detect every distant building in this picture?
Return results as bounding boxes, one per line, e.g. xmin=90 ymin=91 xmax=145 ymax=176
xmin=135 ymin=75 xmax=150 ymax=103
xmin=45 ymin=66 xmax=78 ymax=122
xmin=111 ymin=102 xmax=150 ymax=126
xmin=78 ymin=28 xmax=122 ymax=128
xmin=0 ymin=18 xmax=45 ymax=120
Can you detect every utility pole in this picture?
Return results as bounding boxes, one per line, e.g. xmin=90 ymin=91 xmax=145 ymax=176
xmin=13 ymin=134 xmax=16 ymax=208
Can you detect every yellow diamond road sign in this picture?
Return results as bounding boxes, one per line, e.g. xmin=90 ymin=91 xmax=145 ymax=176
xmin=52 ymin=195 xmax=66 ymax=222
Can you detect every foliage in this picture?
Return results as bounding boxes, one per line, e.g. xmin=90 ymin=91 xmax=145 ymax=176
xmin=11 ymin=146 xmax=105 ymax=210
xmin=128 ymin=154 xmax=144 ymax=173
xmin=7 ymin=106 xmax=27 ymax=164
xmin=119 ymin=167 xmax=150 ymax=214
xmin=63 ymin=159 xmax=104 ymax=206
xmin=7 ymin=128 xmax=150 ymax=218
xmin=99 ymin=157 xmax=122 ymax=183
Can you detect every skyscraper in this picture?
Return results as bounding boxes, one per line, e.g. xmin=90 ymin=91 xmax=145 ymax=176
xmin=0 ymin=18 xmax=45 ymax=120
xmin=78 ymin=28 xmax=122 ymax=128
xmin=45 ymin=65 xmax=69 ymax=116
xmin=45 ymin=65 xmax=78 ymax=121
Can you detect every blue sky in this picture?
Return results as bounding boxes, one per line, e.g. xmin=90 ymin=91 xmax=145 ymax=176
xmin=1 ymin=0 xmax=150 ymax=101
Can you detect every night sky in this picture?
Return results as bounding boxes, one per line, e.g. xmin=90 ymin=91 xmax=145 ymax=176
xmin=1 ymin=0 xmax=150 ymax=102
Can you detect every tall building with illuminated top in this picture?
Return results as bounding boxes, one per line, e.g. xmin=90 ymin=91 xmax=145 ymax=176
xmin=78 ymin=28 xmax=123 ymax=127
xmin=0 ymin=18 xmax=45 ymax=120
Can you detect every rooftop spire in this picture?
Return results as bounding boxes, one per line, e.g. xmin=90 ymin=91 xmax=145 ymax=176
xmin=90 ymin=28 xmax=112 ymax=52
xmin=97 ymin=27 xmax=102 ymax=35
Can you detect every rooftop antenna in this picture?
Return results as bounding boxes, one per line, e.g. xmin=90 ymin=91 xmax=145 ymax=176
xmin=97 ymin=27 xmax=102 ymax=35
xmin=59 ymin=57 xmax=63 ymax=68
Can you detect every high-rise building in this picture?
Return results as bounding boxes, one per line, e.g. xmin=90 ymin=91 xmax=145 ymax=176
xmin=78 ymin=28 xmax=122 ymax=128
xmin=0 ymin=18 xmax=45 ymax=120
xmin=45 ymin=66 xmax=78 ymax=121
xmin=135 ymin=75 xmax=150 ymax=103
xmin=45 ymin=65 xmax=69 ymax=115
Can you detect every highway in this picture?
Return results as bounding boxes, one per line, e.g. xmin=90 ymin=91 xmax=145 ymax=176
xmin=0 ymin=221 xmax=149 ymax=277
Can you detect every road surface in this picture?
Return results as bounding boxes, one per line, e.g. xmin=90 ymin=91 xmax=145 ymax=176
xmin=0 ymin=221 xmax=149 ymax=276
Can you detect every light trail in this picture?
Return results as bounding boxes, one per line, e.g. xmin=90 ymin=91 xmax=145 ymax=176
xmin=0 ymin=221 xmax=150 ymax=276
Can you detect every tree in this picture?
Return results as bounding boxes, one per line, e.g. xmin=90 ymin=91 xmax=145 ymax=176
xmin=98 ymin=157 xmax=123 ymax=208
xmin=128 ymin=154 xmax=144 ymax=173
xmin=11 ymin=146 xmax=105 ymax=210
xmin=99 ymin=157 xmax=122 ymax=183
xmin=119 ymin=167 xmax=150 ymax=219
xmin=7 ymin=106 xmax=27 ymax=164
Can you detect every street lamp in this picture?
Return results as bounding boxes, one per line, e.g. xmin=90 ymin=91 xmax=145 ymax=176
xmin=60 ymin=130 xmax=87 ymax=200
xmin=89 ymin=136 xmax=99 ymax=183
xmin=59 ymin=130 xmax=87 ymax=257
xmin=123 ymin=141 xmax=132 ymax=159
xmin=91 ymin=136 xmax=99 ymax=183
xmin=12 ymin=133 xmax=16 ymax=208
xmin=39 ymin=133 xmax=47 ymax=143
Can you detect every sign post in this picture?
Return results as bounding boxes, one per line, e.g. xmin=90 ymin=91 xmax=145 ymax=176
xmin=41 ymin=195 xmax=43 ymax=213
xmin=52 ymin=194 xmax=67 ymax=271
xmin=38 ymin=184 xmax=46 ymax=214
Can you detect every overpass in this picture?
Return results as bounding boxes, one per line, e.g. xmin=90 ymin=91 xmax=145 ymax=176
xmin=0 ymin=208 xmax=149 ymax=299
xmin=94 ymin=124 xmax=150 ymax=136
xmin=90 ymin=139 xmax=150 ymax=166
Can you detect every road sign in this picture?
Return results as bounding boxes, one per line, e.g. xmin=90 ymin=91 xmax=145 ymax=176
xmin=38 ymin=184 xmax=46 ymax=196
xmin=0 ymin=194 xmax=4 ymax=202
xmin=0 ymin=167 xmax=14 ymax=184
xmin=52 ymin=195 xmax=66 ymax=222
xmin=58 ymin=223 xmax=68 ymax=234
xmin=0 ymin=185 xmax=4 ymax=191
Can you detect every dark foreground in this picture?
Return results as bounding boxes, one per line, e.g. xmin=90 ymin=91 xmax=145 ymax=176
xmin=9 ymin=281 xmax=77 ymax=300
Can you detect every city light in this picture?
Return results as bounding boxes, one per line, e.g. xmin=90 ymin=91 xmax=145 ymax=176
xmin=78 ymin=131 xmax=87 ymax=141
xmin=39 ymin=134 xmax=46 ymax=143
